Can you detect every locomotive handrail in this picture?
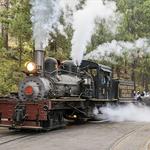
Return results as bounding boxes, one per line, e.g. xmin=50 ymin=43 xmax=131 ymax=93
xmin=44 ymin=70 xmax=58 ymax=75
xmin=59 ymin=69 xmax=78 ymax=75
xmin=44 ymin=69 xmax=78 ymax=76
xmin=80 ymin=65 xmax=90 ymax=70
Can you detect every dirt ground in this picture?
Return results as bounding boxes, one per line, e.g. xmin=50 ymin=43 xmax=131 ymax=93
xmin=0 ymin=122 xmax=150 ymax=150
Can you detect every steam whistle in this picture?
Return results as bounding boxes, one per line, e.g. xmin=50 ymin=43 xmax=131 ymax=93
xmin=77 ymin=66 xmax=80 ymax=77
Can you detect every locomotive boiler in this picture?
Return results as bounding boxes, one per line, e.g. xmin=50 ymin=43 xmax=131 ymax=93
xmin=19 ymin=58 xmax=92 ymax=102
xmin=0 ymin=48 xmax=134 ymax=130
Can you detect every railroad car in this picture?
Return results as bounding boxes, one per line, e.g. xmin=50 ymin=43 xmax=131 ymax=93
xmin=0 ymin=49 xmax=134 ymax=130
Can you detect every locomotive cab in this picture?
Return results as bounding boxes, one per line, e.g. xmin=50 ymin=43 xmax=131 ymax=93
xmin=80 ymin=60 xmax=112 ymax=100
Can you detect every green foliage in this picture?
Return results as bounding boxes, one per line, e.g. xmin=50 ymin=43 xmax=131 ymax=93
xmin=9 ymin=0 xmax=32 ymax=42
xmin=0 ymin=48 xmax=24 ymax=95
xmin=0 ymin=43 xmax=33 ymax=95
xmin=116 ymin=0 xmax=150 ymax=40
xmin=87 ymin=21 xmax=114 ymax=53
xmin=0 ymin=0 xmax=32 ymax=95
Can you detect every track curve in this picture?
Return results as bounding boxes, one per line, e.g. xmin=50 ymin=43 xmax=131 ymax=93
xmin=109 ymin=124 xmax=150 ymax=150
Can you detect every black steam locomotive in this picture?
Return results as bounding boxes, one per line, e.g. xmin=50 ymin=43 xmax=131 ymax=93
xmin=0 ymin=50 xmax=134 ymax=130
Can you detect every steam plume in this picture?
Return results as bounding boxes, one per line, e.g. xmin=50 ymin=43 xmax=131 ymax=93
xmin=85 ymin=38 xmax=150 ymax=60
xmin=71 ymin=0 xmax=116 ymax=66
xmin=56 ymin=0 xmax=81 ymax=38
xmin=30 ymin=0 xmax=61 ymax=50
xmin=97 ymin=104 xmax=150 ymax=122
xmin=60 ymin=0 xmax=80 ymax=25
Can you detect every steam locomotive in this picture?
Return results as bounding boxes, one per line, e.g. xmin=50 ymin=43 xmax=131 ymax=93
xmin=0 ymin=49 xmax=134 ymax=130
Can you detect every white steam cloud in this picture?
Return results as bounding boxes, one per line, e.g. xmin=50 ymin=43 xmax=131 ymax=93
xmin=71 ymin=0 xmax=117 ymax=66
xmin=60 ymin=0 xmax=80 ymax=25
xmin=30 ymin=0 xmax=61 ymax=50
xmin=85 ymin=38 xmax=150 ymax=60
xmin=57 ymin=0 xmax=81 ymax=38
xmin=97 ymin=104 xmax=150 ymax=122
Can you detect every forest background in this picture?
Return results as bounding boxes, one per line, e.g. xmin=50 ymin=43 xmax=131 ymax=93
xmin=0 ymin=0 xmax=150 ymax=95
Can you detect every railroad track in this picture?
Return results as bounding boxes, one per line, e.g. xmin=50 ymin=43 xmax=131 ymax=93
xmin=0 ymin=121 xmax=83 ymax=146
xmin=0 ymin=134 xmax=30 ymax=145
xmin=109 ymin=128 xmax=139 ymax=150
xmin=109 ymin=124 xmax=150 ymax=150
xmin=144 ymin=140 xmax=150 ymax=150
xmin=142 ymin=136 xmax=150 ymax=150
xmin=89 ymin=119 xmax=110 ymax=123
xmin=0 ymin=130 xmax=38 ymax=146
xmin=0 ymin=129 xmax=53 ymax=146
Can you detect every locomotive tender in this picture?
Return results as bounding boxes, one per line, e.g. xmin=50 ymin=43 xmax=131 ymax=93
xmin=0 ymin=49 xmax=134 ymax=130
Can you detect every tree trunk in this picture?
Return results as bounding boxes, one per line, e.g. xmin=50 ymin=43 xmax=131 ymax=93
xmin=1 ymin=22 xmax=8 ymax=50
xmin=19 ymin=38 xmax=23 ymax=68
xmin=141 ymin=72 xmax=144 ymax=89
xmin=2 ymin=0 xmax=9 ymax=50
xmin=1 ymin=23 xmax=4 ymax=38
xmin=116 ymin=68 xmax=120 ymax=79
xmin=4 ymin=26 xmax=9 ymax=50
xmin=145 ymin=75 xmax=149 ymax=92
xmin=112 ymin=66 xmax=114 ymax=78
xmin=131 ymin=68 xmax=136 ymax=91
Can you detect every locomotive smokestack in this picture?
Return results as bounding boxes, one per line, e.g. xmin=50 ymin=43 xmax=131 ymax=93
xmin=35 ymin=50 xmax=44 ymax=73
xmin=34 ymin=42 xmax=44 ymax=75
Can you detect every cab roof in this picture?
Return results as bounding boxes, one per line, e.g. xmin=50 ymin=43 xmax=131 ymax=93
xmin=80 ymin=60 xmax=112 ymax=73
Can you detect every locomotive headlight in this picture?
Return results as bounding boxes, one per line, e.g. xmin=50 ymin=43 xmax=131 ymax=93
xmin=25 ymin=62 xmax=36 ymax=73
